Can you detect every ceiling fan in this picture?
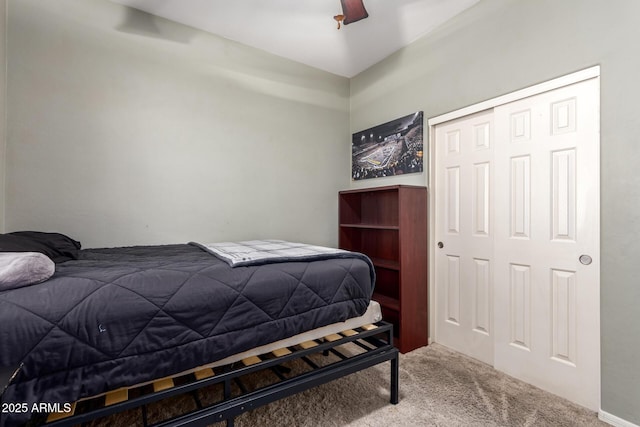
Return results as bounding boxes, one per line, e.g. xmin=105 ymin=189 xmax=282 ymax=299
xmin=334 ymin=0 xmax=369 ymax=29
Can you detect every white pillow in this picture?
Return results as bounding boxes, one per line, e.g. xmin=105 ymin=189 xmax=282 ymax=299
xmin=0 ymin=252 xmax=55 ymax=291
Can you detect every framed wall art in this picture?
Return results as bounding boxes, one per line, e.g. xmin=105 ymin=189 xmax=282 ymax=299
xmin=351 ymin=111 xmax=423 ymax=181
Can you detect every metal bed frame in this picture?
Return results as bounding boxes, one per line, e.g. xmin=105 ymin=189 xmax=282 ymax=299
xmin=37 ymin=321 xmax=398 ymax=427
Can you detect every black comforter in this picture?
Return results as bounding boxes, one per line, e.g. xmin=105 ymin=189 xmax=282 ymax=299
xmin=0 ymin=244 xmax=374 ymax=426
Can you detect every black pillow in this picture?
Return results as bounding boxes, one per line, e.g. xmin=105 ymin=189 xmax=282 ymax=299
xmin=0 ymin=232 xmax=82 ymax=263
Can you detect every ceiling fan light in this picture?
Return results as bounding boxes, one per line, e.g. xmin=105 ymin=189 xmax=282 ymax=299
xmin=341 ymin=0 xmax=369 ymax=25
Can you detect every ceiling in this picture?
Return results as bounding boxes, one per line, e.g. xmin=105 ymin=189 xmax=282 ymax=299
xmin=111 ymin=0 xmax=481 ymax=78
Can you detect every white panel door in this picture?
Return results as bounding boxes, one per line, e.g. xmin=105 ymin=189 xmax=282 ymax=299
xmin=493 ymin=78 xmax=600 ymax=410
xmin=434 ymin=77 xmax=600 ymax=410
xmin=435 ymin=110 xmax=494 ymax=365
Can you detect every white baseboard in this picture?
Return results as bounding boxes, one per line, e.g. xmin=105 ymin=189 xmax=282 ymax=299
xmin=599 ymin=410 xmax=640 ymax=427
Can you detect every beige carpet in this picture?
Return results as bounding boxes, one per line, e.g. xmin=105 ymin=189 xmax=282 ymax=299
xmin=87 ymin=343 xmax=605 ymax=426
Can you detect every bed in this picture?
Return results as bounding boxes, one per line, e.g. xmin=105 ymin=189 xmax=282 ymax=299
xmin=0 ymin=234 xmax=398 ymax=426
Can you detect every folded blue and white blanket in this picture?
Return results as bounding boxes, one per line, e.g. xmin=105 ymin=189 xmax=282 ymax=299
xmin=191 ymin=239 xmax=349 ymax=267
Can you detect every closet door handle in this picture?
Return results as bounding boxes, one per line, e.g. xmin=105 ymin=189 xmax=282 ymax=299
xmin=437 ymin=242 xmax=444 ymax=249
xmin=579 ymin=254 xmax=592 ymax=265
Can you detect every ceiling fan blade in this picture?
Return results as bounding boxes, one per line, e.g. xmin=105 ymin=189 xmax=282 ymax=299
xmin=341 ymin=0 xmax=369 ymax=25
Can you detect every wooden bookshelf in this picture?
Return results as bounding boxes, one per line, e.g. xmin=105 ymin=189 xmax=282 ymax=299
xmin=339 ymin=185 xmax=428 ymax=353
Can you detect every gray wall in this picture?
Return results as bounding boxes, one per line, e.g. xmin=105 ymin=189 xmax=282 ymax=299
xmin=351 ymin=0 xmax=640 ymax=423
xmin=5 ymin=0 xmax=350 ymax=248
xmin=0 ymin=0 xmax=6 ymax=232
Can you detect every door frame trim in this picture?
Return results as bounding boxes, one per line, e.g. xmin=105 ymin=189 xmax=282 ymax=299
xmin=427 ymin=65 xmax=601 ymax=343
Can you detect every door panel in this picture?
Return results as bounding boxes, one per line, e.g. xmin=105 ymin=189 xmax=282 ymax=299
xmin=435 ymin=110 xmax=494 ymax=365
xmin=493 ymin=78 xmax=600 ymax=410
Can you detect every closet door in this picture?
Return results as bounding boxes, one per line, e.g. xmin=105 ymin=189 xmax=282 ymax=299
xmin=492 ymin=77 xmax=600 ymax=410
xmin=434 ymin=110 xmax=494 ymax=365
xmin=434 ymin=76 xmax=600 ymax=410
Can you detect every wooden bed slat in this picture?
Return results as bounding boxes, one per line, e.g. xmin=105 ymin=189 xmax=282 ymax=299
xmin=298 ymin=340 xmax=318 ymax=350
xmin=46 ymin=402 xmax=76 ymax=422
xmin=153 ymin=377 xmax=175 ymax=392
xmin=272 ymin=347 xmax=292 ymax=357
xmin=105 ymin=388 xmax=128 ymax=406
xmin=324 ymin=333 xmax=342 ymax=342
xmin=194 ymin=368 xmax=215 ymax=380
xmin=341 ymin=329 xmax=358 ymax=337
xmin=242 ymin=356 xmax=262 ymax=366
xmin=361 ymin=324 xmax=378 ymax=331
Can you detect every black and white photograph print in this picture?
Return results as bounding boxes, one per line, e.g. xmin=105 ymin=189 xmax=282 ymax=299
xmin=351 ymin=111 xmax=424 ymax=181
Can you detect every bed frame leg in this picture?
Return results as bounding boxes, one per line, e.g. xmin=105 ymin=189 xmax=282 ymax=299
xmin=141 ymin=404 xmax=149 ymax=427
xmin=224 ymin=379 xmax=231 ymax=400
xmin=223 ymin=379 xmax=234 ymax=426
xmin=390 ymin=352 xmax=399 ymax=405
